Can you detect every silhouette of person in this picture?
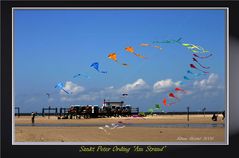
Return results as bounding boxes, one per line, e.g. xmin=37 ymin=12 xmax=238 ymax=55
xmin=212 ymin=113 xmax=218 ymax=121
xmin=31 ymin=112 xmax=36 ymax=125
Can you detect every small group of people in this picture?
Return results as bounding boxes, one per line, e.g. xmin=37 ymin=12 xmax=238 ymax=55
xmin=211 ymin=111 xmax=225 ymax=121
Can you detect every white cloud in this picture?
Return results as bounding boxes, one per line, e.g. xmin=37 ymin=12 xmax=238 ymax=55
xmin=193 ymin=73 xmax=219 ymax=90
xmin=120 ymin=78 xmax=149 ymax=93
xmin=60 ymin=81 xmax=85 ymax=95
xmin=153 ymin=79 xmax=182 ymax=93
xmin=61 ymin=94 xmax=98 ymax=102
xmin=191 ymin=73 xmax=224 ymax=99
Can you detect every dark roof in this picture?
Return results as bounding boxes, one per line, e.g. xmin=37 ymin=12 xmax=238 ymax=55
xmin=105 ymin=101 xmax=124 ymax=104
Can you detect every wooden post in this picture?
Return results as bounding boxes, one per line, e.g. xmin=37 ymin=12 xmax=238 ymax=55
xmin=15 ymin=107 xmax=20 ymax=118
xmin=42 ymin=108 xmax=44 ymax=117
xmin=203 ymin=107 xmax=206 ymax=117
xmin=187 ymin=106 xmax=190 ymax=121
xmin=48 ymin=106 xmax=50 ymax=119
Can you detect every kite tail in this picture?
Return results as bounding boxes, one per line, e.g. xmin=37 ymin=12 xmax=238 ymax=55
xmin=176 ymin=37 xmax=183 ymax=44
xmin=193 ymin=53 xmax=213 ymax=59
xmin=194 ymin=61 xmax=210 ymax=69
xmin=184 ymin=76 xmax=192 ymax=80
xmin=195 ymin=67 xmax=209 ymax=74
xmin=100 ymin=71 xmax=107 ymax=74
xmin=168 ymin=101 xmax=178 ymax=106
xmin=62 ymin=88 xmax=70 ymax=94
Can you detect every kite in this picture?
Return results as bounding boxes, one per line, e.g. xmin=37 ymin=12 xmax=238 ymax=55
xmin=125 ymin=46 xmax=134 ymax=53
xmin=108 ymin=53 xmax=117 ymax=62
xmin=140 ymin=43 xmax=162 ymax=50
xmin=193 ymin=53 xmax=213 ymax=59
xmin=73 ymin=73 xmax=90 ymax=79
xmin=184 ymin=76 xmax=192 ymax=80
xmin=169 ymin=92 xmax=179 ymax=100
xmin=153 ymin=37 xmax=182 ymax=44
xmin=192 ymin=58 xmax=210 ymax=69
xmin=140 ymin=43 xmax=151 ymax=47
xmin=122 ymin=93 xmax=128 ymax=96
xmin=155 ymin=104 xmax=161 ymax=109
xmin=182 ymin=43 xmax=208 ymax=53
xmin=187 ymin=70 xmax=206 ymax=77
xmin=153 ymin=46 xmax=162 ymax=49
xmin=108 ymin=53 xmax=128 ymax=66
xmin=163 ymin=98 xmax=177 ymax=106
xmin=190 ymin=64 xmax=209 ymax=74
xmin=135 ymin=53 xmax=146 ymax=58
xmin=148 ymin=108 xmax=154 ymax=114
xmin=55 ymin=82 xmax=70 ymax=94
xmin=125 ymin=46 xmax=146 ymax=59
xmin=175 ymin=87 xmax=187 ymax=94
xmin=90 ymin=62 xmax=107 ymax=73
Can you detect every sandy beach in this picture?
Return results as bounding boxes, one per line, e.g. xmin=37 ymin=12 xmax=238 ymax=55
xmin=14 ymin=115 xmax=225 ymax=143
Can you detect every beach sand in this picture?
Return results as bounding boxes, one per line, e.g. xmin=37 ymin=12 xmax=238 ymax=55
xmin=14 ymin=115 xmax=225 ymax=143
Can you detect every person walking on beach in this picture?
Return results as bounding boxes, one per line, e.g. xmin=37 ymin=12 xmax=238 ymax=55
xmin=211 ymin=113 xmax=218 ymax=121
xmin=31 ymin=112 xmax=36 ymax=125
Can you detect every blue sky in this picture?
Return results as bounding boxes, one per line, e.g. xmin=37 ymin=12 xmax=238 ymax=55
xmin=14 ymin=9 xmax=226 ymax=113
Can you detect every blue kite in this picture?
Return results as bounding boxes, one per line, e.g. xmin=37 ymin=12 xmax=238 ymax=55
xmin=90 ymin=62 xmax=107 ymax=74
xmin=55 ymin=82 xmax=70 ymax=94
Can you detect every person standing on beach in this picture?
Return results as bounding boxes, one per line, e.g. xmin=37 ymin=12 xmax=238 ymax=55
xmin=31 ymin=112 xmax=36 ymax=125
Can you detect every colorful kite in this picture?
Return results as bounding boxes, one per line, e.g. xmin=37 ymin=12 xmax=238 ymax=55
xmin=193 ymin=53 xmax=213 ymax=59
xmin=90 ymin=62 xmax=107 ymax=73
xmin=190 ymin=64 xmax=209 ymax=74
xmin=125 ymin=46 xmax=134 ymax=53
xmin=108 ymin=53 xmax=117 ymax=62
xmin=148 ymin=108 xmax=154 ymax=114
xmin=163 ymin=98 xmax=177 ymax=106
xmin=183 ymin=76 xmax=191 ymax=80
xmin=175 ymin=87 xmax=187 ymax=94
xmin=55 ymin=82 xmax=70 ymax=94
xmin=169 ymin=92 xmax=179 ymax=100
xmin=108 ymin=53 xmax=128 ymax=66
xmin=187 ymin=70 xmax=206 ymax=77
xmin=192 ymin=58 xmax=210 ymax=69
xmin=182 ymin=43 xmax=208 ymax=53
xmin=155 ymin=104 xmax=161 ymax=109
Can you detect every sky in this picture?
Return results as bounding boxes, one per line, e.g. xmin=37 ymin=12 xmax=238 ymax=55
xmin=13 ymin=9 xmax=226 ymax=113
